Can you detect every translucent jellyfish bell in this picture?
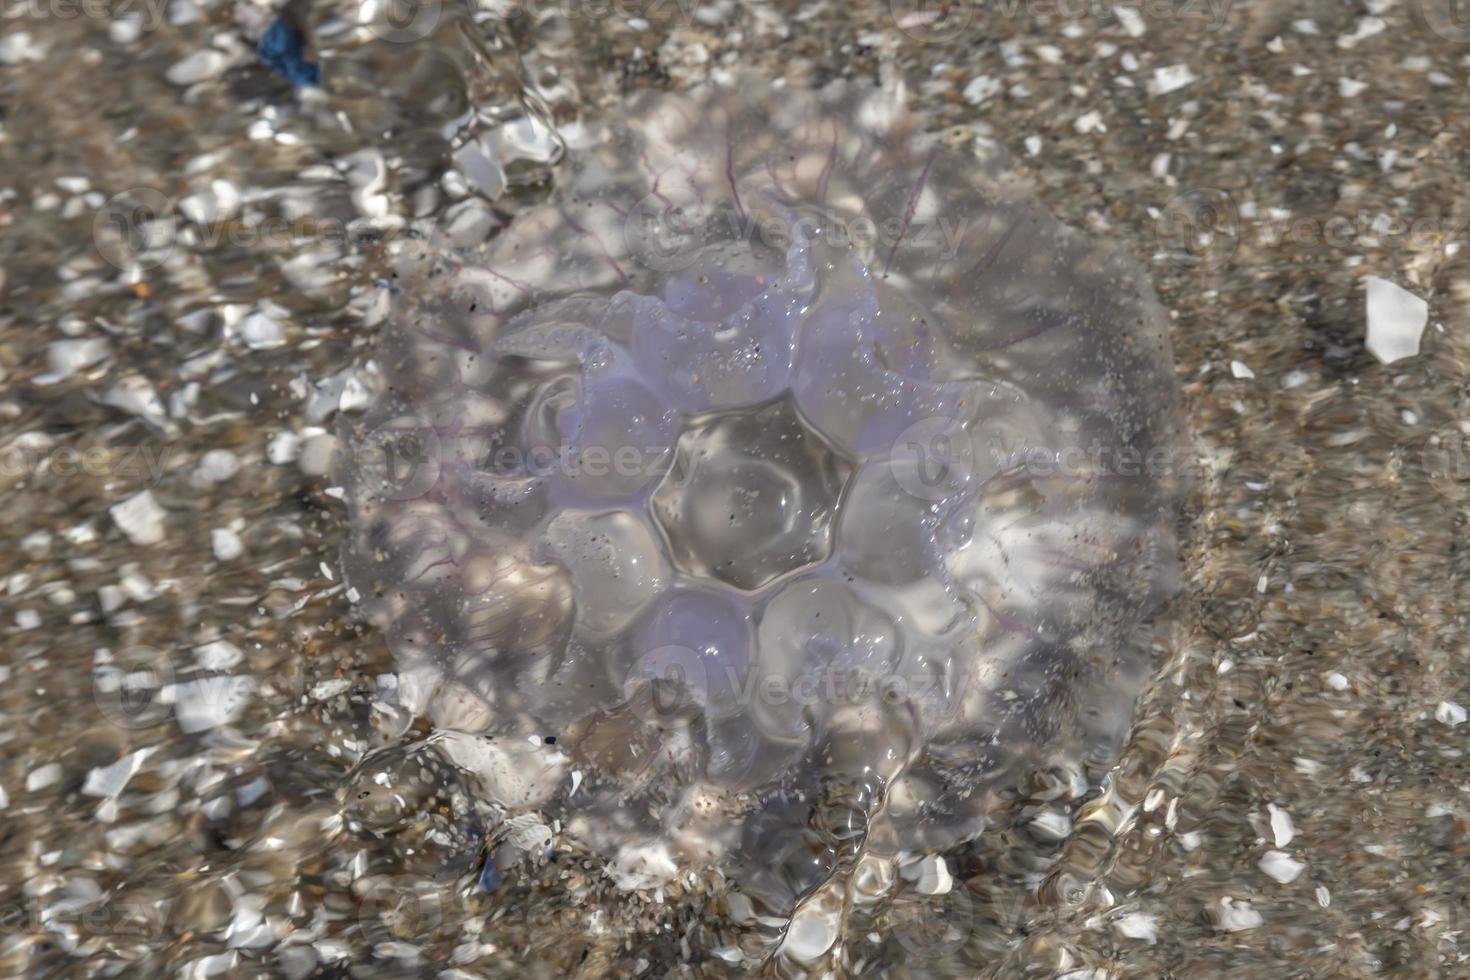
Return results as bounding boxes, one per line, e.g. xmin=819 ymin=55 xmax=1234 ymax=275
xmin=336 ymin=77 xmax=1183 ymax=926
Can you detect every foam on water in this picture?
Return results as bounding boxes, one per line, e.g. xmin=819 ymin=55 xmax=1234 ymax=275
xmin=336 ymin=79 xmax=1183 ymax=929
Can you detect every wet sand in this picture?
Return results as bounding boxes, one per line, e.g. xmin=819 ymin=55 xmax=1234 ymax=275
xmin=1 ymin=0 xmax=1468 ymax=976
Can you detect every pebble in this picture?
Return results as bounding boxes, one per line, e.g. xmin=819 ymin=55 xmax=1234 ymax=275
xmin=237 ymin=310 xmax=287 ymax=350
xmin=192 ymin=449 xmax=241 ymax=487
xmin=110 ymin=15 xmax=143 ymax=44
xmin=195 ymin=640 xmax=244 ymax=671
xmin=20 ymin=531 xmax=52 ymax=557
xmin=296 ymin=434 xmax=336 ymax=477
xmin=166 ymin=50 xmax=230 ymax=86
xmin=1364 ymin=276 xmax=1428 ymax=364
xmin=99 ymin=586 xmax=127 ymax=614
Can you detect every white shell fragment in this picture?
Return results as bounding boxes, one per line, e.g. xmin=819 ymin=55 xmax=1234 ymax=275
xmin=179 ymin=179 xmax=241 ymax=225
xmin=267 ymin=431 xmax=303 ymax=465
xmin=1259 ymin=849 xmax=1306 ymax=884
xmin=1214 ymin=896 xmax=1264 ymax=932
xmin=1148 ymin=65 xmax=1197 ymax=96
xmin=0 ymin=31 xmax=48 ymax=65
xmin=82 ymin=748 xmax=156 ymax=799
xmin=1434 ymin=701 xmax=1467 ymax=726
xmin=26 ymin=763 xmax=62 ymax=792
xmin=433 ymin=732 xmax=569 ymax=808
xmin=899 ymin=854 xmax=954 ymax=895
xmin=1268 ymin=803 xmax=1296 ymax=847
xmin=174 ymin=676 xmax=256 ymax=734
xmin=608 ymin=841 xmax=679 ymax=891
xmin=453 ymin=140 xmax=507 ymax=201
xmin=109 ymin=490 xmax=168 ymax=546
xmin=1030 ymin=810 xmax=1074 ymax=841
xmin=1114 ymin=912 xmax=1159 ymax=943
xmin=779 ymin=900 xmax=841 ymax=963
xmin=1364 ymin=276 xmax=1428 ymax=364
xmin=211 ymin=527 xmax=245 ymax=561
xmin=40 ymin=337 xmax=110 ymax=384
xmin=101 ymin=375 xmax=168 ymax=425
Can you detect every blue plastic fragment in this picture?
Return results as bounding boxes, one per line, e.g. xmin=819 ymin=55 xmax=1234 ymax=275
xmin=477 ymin=856 xmax=501 ymax=892
xmin=257 ymin=17 xmax=320 ymax=88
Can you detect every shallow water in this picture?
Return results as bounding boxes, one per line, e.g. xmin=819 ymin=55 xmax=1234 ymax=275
xmin=2 ymin=1 xmax=1469 ymax=977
